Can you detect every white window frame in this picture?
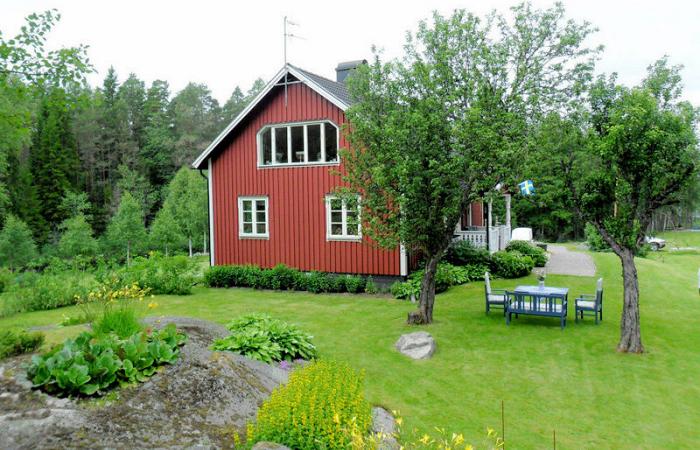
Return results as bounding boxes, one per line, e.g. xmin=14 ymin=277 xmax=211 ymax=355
xmin=325 ymin=195 xmax=361 ymax=241
xmin=238 ymin=196 xmax=269 ymax=239
xmin=257 ymin=120 xmax=340 ymax=168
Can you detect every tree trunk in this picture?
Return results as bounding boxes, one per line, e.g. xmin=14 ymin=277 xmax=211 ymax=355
xmin=126 ymin=242 xmax=131 ymax=267
xmin=165 ymin=244 xmax=169 ymax=257
xmin=203 ymin=232 xmax=207 ymax=254
xmin=407 ymin=253 xmax=440 ymax=325
xmin=617 ymin=248 xmax=644 ymax=353
xmin=188 ymin=237 xmax=193 ymax=257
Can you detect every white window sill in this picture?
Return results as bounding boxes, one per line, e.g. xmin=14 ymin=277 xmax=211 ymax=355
xmin=326 ymin=235 xmax=362 ymax=242
xmin=239 ymin=234 xmax=270 ymax=240
xmin=258 ymin=161 xmax=340 ymax=169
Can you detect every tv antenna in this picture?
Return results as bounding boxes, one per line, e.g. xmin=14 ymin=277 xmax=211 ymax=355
xmin=283 ymin=16 xmax=305 ymax=106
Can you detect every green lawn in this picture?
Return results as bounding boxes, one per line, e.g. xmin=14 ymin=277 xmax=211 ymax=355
xmin=2 ymin=244 xmax=699 ymax=448
xmin=657 ymin=229 xmax=700 ymax=248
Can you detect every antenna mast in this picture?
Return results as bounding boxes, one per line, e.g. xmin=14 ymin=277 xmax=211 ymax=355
xmin=283 ymin=16 xmax=302 ymax=107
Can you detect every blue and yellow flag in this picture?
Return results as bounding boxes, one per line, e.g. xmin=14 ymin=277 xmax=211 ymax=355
xmin=519 ymin=180 xmax=535 ymax=196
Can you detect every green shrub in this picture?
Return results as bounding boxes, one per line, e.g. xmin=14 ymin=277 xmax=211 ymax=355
xmin=585 ymin=223 xmax=610 ymax=252
xmin=343 ymin=275 xmax=365 ymax=293
xmin=461 ymin=263 xmax=489 ymax=281
xmin=392 ymin=262 xmax=475 ymax=299
xmin=490 ymin=251 xmax=534 ymax=278
xmin=506 ymin=240 xmax=548 ymax=267
xmin=0 ymin=267 xmax=13 ymax=293
xmin=391 ymin=280 xmax=419 ymax=300
xmin=93 ymin=309 xmax=143 ymax=339
xmin=211 ymin=314 xmax=317 ymax=363
xmin=247 ymin=360 xmax=372 ymax=449
xmin=1 ymin=271 xmax=98 ymax=316
xmin=101 ymin=254 xmax=198 ymax=295
xmin=267 ymin=264 xmax=300 ymax=290
xmin=446 ymin=240 xmax=492 ymax=266
xmin=0 ymin=330 xmax=45 ymax=359
xmin=27 ymin=324 xmax=186 ymax=397
xmin=364 ymin=276 xmax=378 ymax=294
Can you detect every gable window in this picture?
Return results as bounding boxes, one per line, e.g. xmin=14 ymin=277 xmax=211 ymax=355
xmin=238 ymin=196 xmax=269 ymax=238
xmin=258 ymin=120 xmax=339 ymax=167
xmin=325 ymin=195 xmax=361 ymax=241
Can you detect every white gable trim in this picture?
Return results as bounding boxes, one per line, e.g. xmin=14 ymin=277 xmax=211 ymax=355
xmin=191 ymin=64 xmax=349 ymax=169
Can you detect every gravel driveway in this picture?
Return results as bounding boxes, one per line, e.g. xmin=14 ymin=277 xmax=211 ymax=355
xmin=545 ymin=244 xmax=596 ymax=277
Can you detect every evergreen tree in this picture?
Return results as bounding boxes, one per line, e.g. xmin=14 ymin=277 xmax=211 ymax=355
xmin=222 ymin=86 xmax=245 ymax=123
xmin=163 ymin=167 xmax=207 ymax=256
xmin=104 ymin=191 xmax=147 ymax=264
xmin=118 ymin=73 xmax=147 ymax=149
xmin=57 ymin=213 xmax=98 ymax=259
xmin=149 ymin=206 xmax=184 ymax=256
xmin=0 ymin=215 xmax=38 ymax=270
xmin=169 ymin=83 xmax=222 ymax=167
xmin=142 ymin=80 xmax=175 ymax=187
xmin=30 ymin=88 xmax=81 ymax=243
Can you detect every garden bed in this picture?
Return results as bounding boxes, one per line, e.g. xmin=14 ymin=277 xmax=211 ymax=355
xmin=0 ymin=317 xmax=288 ymax=449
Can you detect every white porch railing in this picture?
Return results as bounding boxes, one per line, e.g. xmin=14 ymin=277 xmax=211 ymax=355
xmin=454 ymin=225 xmax=511 ymax=253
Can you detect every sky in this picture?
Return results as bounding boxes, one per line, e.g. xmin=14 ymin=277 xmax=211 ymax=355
xmin=1 ymin=0 xmax=699 ymax=105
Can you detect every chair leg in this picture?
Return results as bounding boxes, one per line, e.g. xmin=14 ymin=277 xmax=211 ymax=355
xmin=506 ymin=312 xmax=510 ymax=325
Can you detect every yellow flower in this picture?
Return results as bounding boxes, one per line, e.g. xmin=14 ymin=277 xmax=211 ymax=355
xmin=333 ymin=412 xmax=340 ymax=424
xmin=395 ymin=417 xmax=403 ymax=426
xmin=419 ymin=434 xmax=431 ymax=444
xmin=148 ymin=302 xmax=158 ymax=309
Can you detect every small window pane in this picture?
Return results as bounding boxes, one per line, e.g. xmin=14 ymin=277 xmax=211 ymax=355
xmin=291 ymin=126 xmax=304 ymax=162
xmin=243 ymin=200 xmax=252 ymax=212
xmin=307 ymin=124 xmax=321 ymax=162
xmin=331 ymin=211 xmax=343 ymax=223
xmin=330 ymin=198 xmax=342 ymax=211
xmin=331 ymin=224 xmax=343 ymax=235
xmin=256 ymin=223 xmax=266 ymax=234
xmin=261 ymin=129 xmax=272 ymax=165
xmin=243 ymin=211 xmax=252 ymax=223
xmin=256 ymin=211 xmax=266 ymax=222
xmin=243 ymin=223 xmax=253 ymax=234
xmin=325 ymin=123 xmax=338 ymax=162
xmin=255 ymin=200 xmax=266 ymax=211
xmin=274 ymin=127 xmax=288 ymax=163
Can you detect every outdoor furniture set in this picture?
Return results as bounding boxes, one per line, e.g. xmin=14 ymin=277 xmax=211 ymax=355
xmin=484 ymin=272 xmax=603 ymax=329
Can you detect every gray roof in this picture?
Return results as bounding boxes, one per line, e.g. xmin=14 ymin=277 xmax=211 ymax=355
xmin=289 ymin=64 xmax=353 ymax=106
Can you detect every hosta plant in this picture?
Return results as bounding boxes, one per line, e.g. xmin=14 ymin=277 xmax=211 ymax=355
xmin=27 ymin=324 xmax=186 ymax=397
xmin=211 ymin=314 xmax=317 ymax=363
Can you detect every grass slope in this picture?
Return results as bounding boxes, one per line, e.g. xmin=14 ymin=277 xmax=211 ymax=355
xmin=2 ymin=246 xmax=699 ymax=448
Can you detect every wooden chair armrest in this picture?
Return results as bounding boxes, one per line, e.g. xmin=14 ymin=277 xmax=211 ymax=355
xmin=490 ymin=288 xmax=507 ymax=295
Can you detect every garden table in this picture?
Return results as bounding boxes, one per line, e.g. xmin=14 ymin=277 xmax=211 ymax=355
xmin=507 ymin=285 xmax=570 ymax=328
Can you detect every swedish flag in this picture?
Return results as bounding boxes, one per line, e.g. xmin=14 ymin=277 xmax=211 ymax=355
xmin=519 ymin=180 xmax=535 ymax=196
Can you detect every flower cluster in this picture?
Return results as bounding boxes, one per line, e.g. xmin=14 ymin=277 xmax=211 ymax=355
xmin=247 ymin=360 xmax=372 ymax=449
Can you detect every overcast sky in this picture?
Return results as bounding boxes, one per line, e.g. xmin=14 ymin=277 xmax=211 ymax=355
xmin=2 ymin=0 xmax=699 ymax=105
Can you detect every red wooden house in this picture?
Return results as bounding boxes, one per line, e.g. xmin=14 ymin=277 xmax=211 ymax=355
xmin=192 ymin=61 xmax=487 ymax=278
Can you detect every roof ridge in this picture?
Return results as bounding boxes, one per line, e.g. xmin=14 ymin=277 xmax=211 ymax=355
xmin=289 ymin=64 xmax=342 ymax=86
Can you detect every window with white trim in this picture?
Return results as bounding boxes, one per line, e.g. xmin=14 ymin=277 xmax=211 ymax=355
xmin=258 ymin=121 xmax=339 ymax=166
xmin=325 ymin=195 xmax=361 ymax=240
xmin=238 ymin=196 xmax=269 ymax=238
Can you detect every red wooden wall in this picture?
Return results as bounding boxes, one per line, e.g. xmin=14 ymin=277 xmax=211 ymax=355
xmin=210 ymin=82 xmax=402 ymax=276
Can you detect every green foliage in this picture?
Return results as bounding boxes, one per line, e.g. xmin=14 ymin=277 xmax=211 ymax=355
xmin=0 ymin=329 xmax=44 ymax=359
xmin=506 ymin=240 xmax=548 ymax=267
xmin=0 ymin=267 xmax=12 ymax=293
xmin=162 ymin=167 xmax=208 ymax=255
xmin=247 ymin=360 xmax=372 ymax=449
xmin=445 ymin=241 xmax=491 ymax=267
xmin=211 ymin=314 xmax=317 ymax=363
xmin=364 ymin=276 xmax=378 ymax=294
xmin=585 ymin=223 xmax=610 ymax=252
xmin=203 ymin=265 xmax=367 ymax=295
xmin=27 ymin=324 xmax=186 ymax=397
xmin=57 ymin=213 xmax=99 ymax=259
xmin=1 ymin=271 xmax=97 ymax=316
xmin=343 ymin=275 xmax=366 ymax=293
xmin=0 ymin=214 xmax=38 ymax=270
xmin=489 ymin=251 xmax=534 ymax=279
xmin=92 ymin=309 xmax=143 ymax=339
xmin=149 ymin=207 xmax=185 ymax=255
xmin=343 ymin=4 xmax=599 ymax=322
xmin=392 ymin=263 xmax=473 ymax=299
xmin=104 ymin=191 xmax=147 ymax=263
xmin=102 ymin=254 xmax=198 ymax=295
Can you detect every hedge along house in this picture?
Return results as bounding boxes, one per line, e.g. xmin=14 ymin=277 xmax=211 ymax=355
xmin=192 ymin=61 xmax=492 ymax=278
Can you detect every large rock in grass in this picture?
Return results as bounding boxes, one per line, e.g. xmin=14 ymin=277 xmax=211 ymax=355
xmin=372 ymin=407 xmax=400 ymax=450
xmin=395 ymin=331 xmax=436 ymax=360
xmin=0 ymin=316 xmax=289 ymax=449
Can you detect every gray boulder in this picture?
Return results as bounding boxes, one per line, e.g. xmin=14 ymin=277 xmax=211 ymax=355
xmin=372 ymin=407 xmax=400 ymax=450
xmin=395 ymin=331 xmax=436 ymax=360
